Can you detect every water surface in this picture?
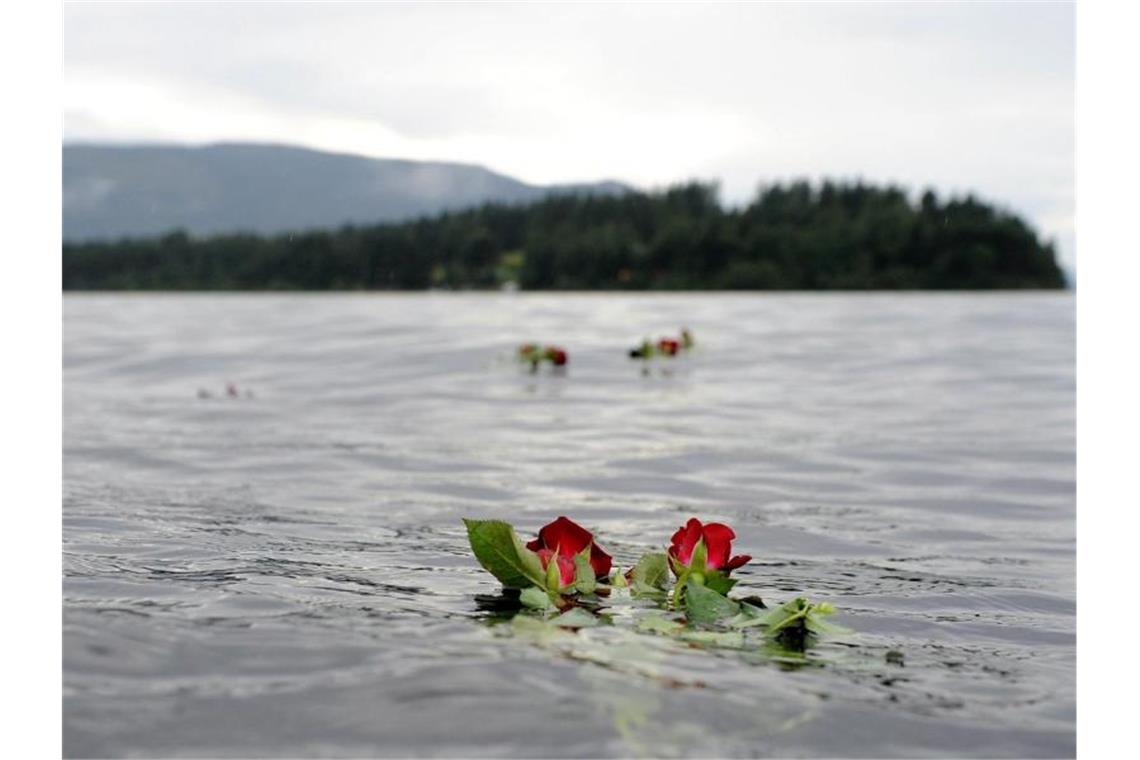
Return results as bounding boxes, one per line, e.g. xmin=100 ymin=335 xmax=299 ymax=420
xmin=63 ymin=293 xmax=1075 ymax=757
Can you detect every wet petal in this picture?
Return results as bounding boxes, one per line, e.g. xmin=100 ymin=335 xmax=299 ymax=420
xmin=535 ymin=516 xmax=593 ymax=557
xmin=724 ymin=554 xmax=752 ymax=571
xmin=589 ymin=541 xmax=612 ymax=578
xmin=555 ymin=554 xmax=577 ymax=586
xmin=701 ymin=522 xmax=736 ymax=569
xmin=671 ymin=518 xmax=704 ymax=565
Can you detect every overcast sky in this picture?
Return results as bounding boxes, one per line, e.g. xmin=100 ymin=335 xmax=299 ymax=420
xmin=64 ymin=1 xmax=1075 ymax=270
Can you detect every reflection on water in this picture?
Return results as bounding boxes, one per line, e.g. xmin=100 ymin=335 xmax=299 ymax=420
xmin=64 ymin=293 xmax=1074 ymax=757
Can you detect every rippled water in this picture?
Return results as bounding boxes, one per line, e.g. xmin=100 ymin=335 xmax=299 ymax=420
xmin=63 ymin=293 xmax=1074 ymax=758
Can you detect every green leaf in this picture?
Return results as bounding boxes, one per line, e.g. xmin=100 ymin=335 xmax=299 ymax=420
xmin=679 ymin=630 xmax=745 ymax=648
xmin=804 ymin=615 xmax=851 ymax=635
xmin=512 ymin=531 xmax=546 ymax=586
xmin=519 ymin=586 xmax=555 ymax=610
xmin=668 ymin=552 xmax=688 ymax=578
xmin=464 ymin=518 xmax=545 ymax=589
xmin=703 ymin=571 xmax=737 ymax=595
xmin=725 ymin=612 xmax=768 ymax=629
xmin=761 ymin=596 xmax=810 ymax=633
xmin=690 ymin=538 xmax=708 ymax=573
xmin=553 ymin=607 xmax=600 ymax=629
xmin=546 ymin=553 xmax=564 ymax=592
xmin=631 ymin=551 xmax=669 ymax=592
xmin=636 ymin=614 xmax=684 ymax=635
xmin=610 ymin=568 xmax=629 ymax=588
xmin=573 ymin=548 xmax=597 ymax=594
xmin=684 ymin=577 xmax=741 ymax=625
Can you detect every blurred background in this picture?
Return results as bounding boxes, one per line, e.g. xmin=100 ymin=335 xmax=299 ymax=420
xmin=63 ymin=1 xmax=1073 ymax=290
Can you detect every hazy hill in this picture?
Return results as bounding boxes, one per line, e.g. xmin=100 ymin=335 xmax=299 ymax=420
xmin=63 ymin=142 xmax=630 ymax=241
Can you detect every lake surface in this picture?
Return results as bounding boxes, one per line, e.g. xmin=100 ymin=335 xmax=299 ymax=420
xmin=63 ymin=293 xmax=1075 ymax=758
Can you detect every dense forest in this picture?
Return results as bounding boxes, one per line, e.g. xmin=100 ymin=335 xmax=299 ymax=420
xmin=62 ymin=181 xmax=1066 ymax=290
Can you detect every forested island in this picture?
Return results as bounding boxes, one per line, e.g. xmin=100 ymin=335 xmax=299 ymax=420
xmin=63 ymin=181 xmax=1066 ymax=290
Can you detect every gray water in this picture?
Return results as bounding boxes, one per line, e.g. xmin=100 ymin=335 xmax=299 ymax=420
xmin=63 ymin=293 xmax=1075 ymax=758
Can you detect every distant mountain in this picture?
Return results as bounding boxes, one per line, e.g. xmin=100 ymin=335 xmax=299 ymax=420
xmin=63 ymin=142 xmax=632 ymax=241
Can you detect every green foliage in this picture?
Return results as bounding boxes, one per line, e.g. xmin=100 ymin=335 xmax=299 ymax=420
xmin=636 ymin=614 xmax=684 ymax=635
xmin=630 ymin=552 xmax=669 ymax=594
xmin=520 ymin=586 xmax=556 ymax=610
xmin=552 ymin=607 xmax=603 ymax=629
xmin=463 ymin=518 xmax=545 ymax=589
xmin=758 ymin=597 xmax=849 ymax=637
xmin=572 ymin=549 xmax=597 ymax=595
xmin=63 ymin=181 xmax=1066 ymax=290
xmin=683 ymin=577 xmax=742 ymax=626
xmin=703 ymin=573 xmax=737 ymax=595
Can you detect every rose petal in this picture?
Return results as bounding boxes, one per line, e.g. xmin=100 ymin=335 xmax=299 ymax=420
xmin=535 ymin=516 xmax=593 ymax=557
xmin=724 ymin=554 xmax=752 ymax=571
xmin=589 ymin=542 xmax=612 ymax=578
xmin=671 ymin=518 xmax=704 ymax=565
xmin=555 ymin=554 xmax=576 ymax=586
xmin=701 ymin=522 xmax=736 ymax=570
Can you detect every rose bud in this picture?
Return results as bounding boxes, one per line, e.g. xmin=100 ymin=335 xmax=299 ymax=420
xmin=657 ymin=338 xmax=680 ymax=356
xmin=527 ymin=516 xmax=612 ymax=582
xmin=680 ymin=328 xmax=694 ymax=349
xmin=668 ymin=517 xmax=751 ymax=577
xmin=545 ymin=347 xmax=568 ymax=366
xmin=534 ymin=548 xmax=578 ymax=587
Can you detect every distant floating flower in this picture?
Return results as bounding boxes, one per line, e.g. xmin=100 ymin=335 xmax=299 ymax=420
xmin=545 ymin=347 xmax=568 ymax=366
xmin=518 ymin=343 xmax=568 ymax=370
xmin=629 ymin=329 xmax=695 ymax=359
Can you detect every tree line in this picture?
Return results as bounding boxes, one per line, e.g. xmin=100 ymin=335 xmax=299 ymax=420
xmin=62 ymin=180 xmax=1066 ymax=290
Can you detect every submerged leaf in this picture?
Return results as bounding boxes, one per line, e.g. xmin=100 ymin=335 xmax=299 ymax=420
xmin=519 ymin=586 xmax=556 ymax=610
xmin=553 ymin=607 xmax=602 ymax=629
xmin=679 ymin=630 xmax=745 ymax=648
xmin=636 ymin=614 xmax=684 ymax=635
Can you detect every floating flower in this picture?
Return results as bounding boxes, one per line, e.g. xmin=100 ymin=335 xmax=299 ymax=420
xmin=527 ymin=515 xmax=612 ymax=581
xmin=668 ymin=518 xmax=751 ymax=575
xmin=518 ymin=343 xmax=568 ymax=368
xmin=629 ymin=329 xmax=694 ymax=359
xmin=545 ymin=346 xmax=568 ymax=366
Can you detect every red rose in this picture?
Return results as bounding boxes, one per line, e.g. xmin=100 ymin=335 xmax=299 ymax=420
xmin=545 ymin=346 xmax=568 ymax=366
xmin=527 ymin=516 xmax=612 ymax=581
xmin=657 ymin=338 xmax=680 ymax=356
xmin=668 ymin=518 xmax=751 ymax=574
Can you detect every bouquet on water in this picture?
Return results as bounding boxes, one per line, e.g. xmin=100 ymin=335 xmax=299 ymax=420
xmin=517 ymin=343 xmax=568 ymax=370
xmin=629 ymin=328 xmax=695 ymax=359
xmin=463 ymin=515 xmax=845 ymax=648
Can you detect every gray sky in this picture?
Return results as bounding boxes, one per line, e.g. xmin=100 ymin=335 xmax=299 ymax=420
xmin=64 ymin=1 xmax=1075 ymax=270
